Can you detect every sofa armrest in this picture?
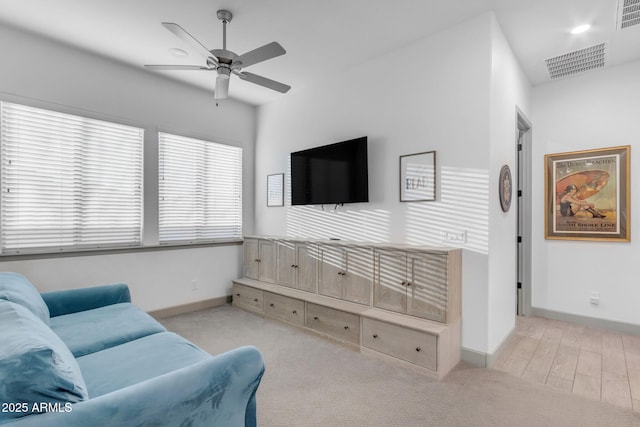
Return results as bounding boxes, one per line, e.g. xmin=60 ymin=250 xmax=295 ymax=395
xmin=41 ymin=284 xmax=131 ymax=317
xmin=2 ymin=346 xmax=265 ymax=427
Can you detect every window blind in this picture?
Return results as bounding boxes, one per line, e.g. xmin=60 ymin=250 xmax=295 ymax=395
xmin=159 ymin=132 xmax=242 ymax=243
xmin=0 ymin=102 xmax=144 ymax=254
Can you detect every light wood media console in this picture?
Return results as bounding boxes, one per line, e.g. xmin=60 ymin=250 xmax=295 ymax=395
xmin=233 ymin=236 xmax=461 ymax=379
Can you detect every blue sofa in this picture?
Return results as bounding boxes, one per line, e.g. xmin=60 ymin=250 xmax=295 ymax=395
xmin=0 ymin=272 xmax=264 ymax=427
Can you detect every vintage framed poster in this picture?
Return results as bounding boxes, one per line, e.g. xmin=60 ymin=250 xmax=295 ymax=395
xmin=400 ymin=151 xmax=436 ymax=202
xmin=545 ymin=146 xmax=630 ymax=241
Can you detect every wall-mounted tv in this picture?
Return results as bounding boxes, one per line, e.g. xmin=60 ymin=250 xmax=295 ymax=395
xmin=291 ymin=137 xmax=369 ymax=206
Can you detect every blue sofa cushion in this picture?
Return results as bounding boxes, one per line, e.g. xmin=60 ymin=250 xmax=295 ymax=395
xmin=48 ymin=303 xmax=166 ymax=357
xmin=42 ymin=284 xmax=131 ymax=317
xmin=0 ymin=272 xmax=50 ymax=325
xmin=0 ymin=301 xmax=88 ymax=422
xmin=76 ymin=332 xmax=211 ymax=398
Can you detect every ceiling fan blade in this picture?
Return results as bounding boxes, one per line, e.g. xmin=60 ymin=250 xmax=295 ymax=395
xmin=239 ymin=72 xmax=291 ymax=93
xmin=144 ymin=65 xmax=212 ymax=70
xmin=161 ymin=22 xmax=213 ymax=60
xmin=236 ymin=42 xmax=286 ymax=68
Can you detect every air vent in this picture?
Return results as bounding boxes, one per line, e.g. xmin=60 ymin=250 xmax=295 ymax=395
xmin=618 ymin=0 xmax=640 ymax=29
xmin=545 ymin=43 xmax=607 ymax=79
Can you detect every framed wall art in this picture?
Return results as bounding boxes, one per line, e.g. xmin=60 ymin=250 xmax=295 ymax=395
xmin=545 ymin=146 xmax=630 ymax=241
xmin=400 ymin=151 xmax=436 ymax=202
xmin=267 ymin=173 xmax=284 ymax=207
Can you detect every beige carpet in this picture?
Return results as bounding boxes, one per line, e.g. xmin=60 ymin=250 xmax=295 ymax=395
xmin=161 ymin=305 xmax=640 ymax=427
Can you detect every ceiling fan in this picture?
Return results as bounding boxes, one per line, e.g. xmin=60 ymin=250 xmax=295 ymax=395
xmin=145 ymin=10 xmax=291 ymax=103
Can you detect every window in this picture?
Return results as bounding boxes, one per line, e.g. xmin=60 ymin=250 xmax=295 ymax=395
xmin=0 ymin=102 xmax=144 ymax=254
xmin=159 ymin=132 xmax=242 ymax=243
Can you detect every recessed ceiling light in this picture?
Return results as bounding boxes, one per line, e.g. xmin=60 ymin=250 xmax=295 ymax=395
xmin=169 ymin=48 xmax=188 ymax=57
xmin=570 ymin=24 xmax=592 ymax=34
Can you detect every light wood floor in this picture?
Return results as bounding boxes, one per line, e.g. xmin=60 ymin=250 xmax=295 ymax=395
xmin=492 ymin=315 xmax=640 ymax=413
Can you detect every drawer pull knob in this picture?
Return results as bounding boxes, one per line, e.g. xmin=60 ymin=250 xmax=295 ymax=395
xmin=313 ymin=316 xmax=319 ymax=320
xmin=401 ymin=281 xmax=407 ymax=286
xmin=269 ymin=303 xmax=274 ymax=307
xmin=416 ymin=347 xmax=421 ymax=352
xmin=254 ymin=298 xmax=259 ymax=302
xmin=373 ymin=334 xmax=378 ymax=339
xmin=291 ymin=264 xmax=296 ymax=268
xmin=255 ymin=258 xmax=261 ymax=262
xmin=292 ymin=310 xmax=297 ymax=314
xmin=236 ymin=293 xmax=240 ymax=296
xmin=406 ymin=282 xmax=412 ymax=287
xmin=344 ymin=326 xmax=349 ymax=330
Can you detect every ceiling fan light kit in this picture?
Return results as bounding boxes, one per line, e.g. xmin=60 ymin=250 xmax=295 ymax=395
xmin=144 ymin=9 xmax=291 ymax=105
xmin=215 ymin=73 xmax=230 ymax=101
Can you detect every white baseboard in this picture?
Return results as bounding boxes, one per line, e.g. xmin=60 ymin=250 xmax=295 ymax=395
xmin=461 ymin=347 xmax=489 ymax=367
xmin=461 ymin=325 xmax=516 ymax=368
xmin=148 ymin=296 xmax=231 ymax=319
xmin=530 ymin=307 xmax=640 ymax=336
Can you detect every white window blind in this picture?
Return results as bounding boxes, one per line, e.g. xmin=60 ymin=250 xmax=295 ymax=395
xmin=159 ymin=132 xmax=242 ymax=243
xmin=0 ymin=102 xmax=144 ymax=254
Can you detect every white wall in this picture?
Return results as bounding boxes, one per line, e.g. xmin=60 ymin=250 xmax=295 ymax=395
xmin=531 ymin=60 xmax=640 ymax=326
xmin=487 ymin=16 xmax=531 ymax=352
xmin=0 ymin=247 xmax=241 ymax=312
xmin=0 ymin=23 xmax=257 ymax=311
xmin=254 ymin=13 xmax=530 ymax=356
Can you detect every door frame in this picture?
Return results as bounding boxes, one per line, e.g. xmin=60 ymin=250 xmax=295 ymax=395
xmin=516 ymin=108 xmax=532 ymax=316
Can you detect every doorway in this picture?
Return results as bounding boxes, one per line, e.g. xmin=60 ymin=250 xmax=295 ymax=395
xmin=516 ymin=109 xmax=532 ymax=316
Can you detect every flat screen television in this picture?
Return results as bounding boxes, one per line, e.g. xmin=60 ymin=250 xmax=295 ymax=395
xmin=290 ymin=137 xmax=369 ymax=206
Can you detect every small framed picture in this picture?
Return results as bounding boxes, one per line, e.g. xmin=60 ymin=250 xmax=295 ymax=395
xmin=545 ymin=146 xmax=630 ymax=241
xmin=267 ymin=173 xmax=284 ymax=207
xmin=400 ymin=151 xmax=436 ymax=202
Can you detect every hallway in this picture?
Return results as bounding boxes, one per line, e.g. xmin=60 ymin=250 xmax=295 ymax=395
xmin=493 ymin=316 xmax=640 ymax=413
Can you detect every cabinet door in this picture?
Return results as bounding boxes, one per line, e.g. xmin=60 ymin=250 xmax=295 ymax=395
xmin=342 ymin=247 xmax=372 ymax=305
xmin=373 ymin=250 xmax=407 ymax=313
xmin=296 ymin=243 xmax=318 ymax=293
xmin=277 ymin=241 xmax=297 ymax=288
xmin=318 ymin=245 xmax=344 ymax=299
xmin=407 ymin=253 xmax=447 ymax=322
xmin=258 ymin=240 xmax=277 ymax=283
xmin=243 ymin=239 xmax=259 ymax=280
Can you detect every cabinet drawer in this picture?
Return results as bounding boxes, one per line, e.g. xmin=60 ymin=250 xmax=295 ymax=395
xmin=306 ymin=303 xmax=360 ymax=344
xmin=264 ymin=292 xmax=305 ymax=326
xmin=362 ymin=318 xmax=437 ymax=371
xmin=232 ymin=283 xmax=264 ymax=313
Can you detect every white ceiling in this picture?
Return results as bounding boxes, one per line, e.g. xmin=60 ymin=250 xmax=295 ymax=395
xmin=0 ymin=0 xmax=639 ymax=106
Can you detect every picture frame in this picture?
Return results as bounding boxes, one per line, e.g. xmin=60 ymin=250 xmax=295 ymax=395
xmin=545 ymin=146 xmax=630 ymax=241
xmin=267 ymin=173 xmax=284 ymax=207
xmin=400 ymin=151 xmax=436 ymax=202
xmin=499 ymin=165 xmax=512 ymax=213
